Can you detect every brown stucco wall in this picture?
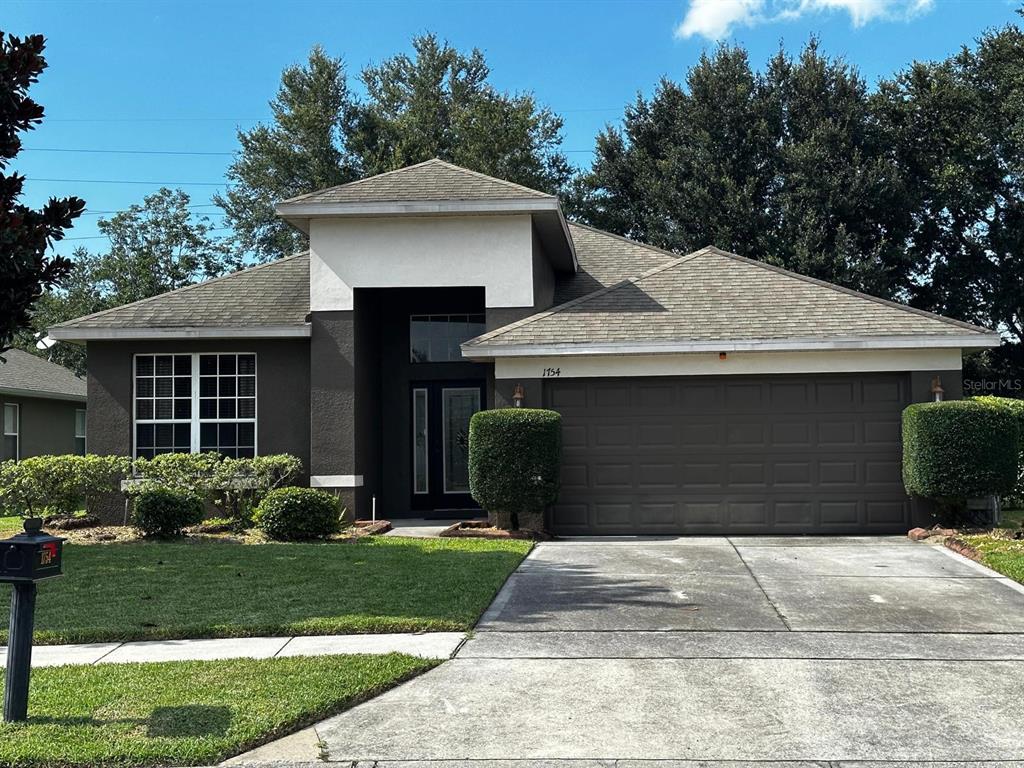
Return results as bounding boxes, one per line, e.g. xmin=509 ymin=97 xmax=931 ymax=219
xmin=85 ymin=338 xmax=310 ymax=472
xmin=0 ymin=394 xmax=83 ymax=459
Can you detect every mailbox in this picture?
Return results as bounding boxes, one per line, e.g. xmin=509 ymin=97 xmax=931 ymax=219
xmin=0 ymin=523 xmax=64 ymax=583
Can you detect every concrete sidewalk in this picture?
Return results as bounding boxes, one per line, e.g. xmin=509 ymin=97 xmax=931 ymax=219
xmin=0 ymin=631 xmax=465 ymax=668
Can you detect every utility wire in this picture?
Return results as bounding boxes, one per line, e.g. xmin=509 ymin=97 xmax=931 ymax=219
xmin=24 ymin=147 xmax=235 ymax=156
xmin=29 ymin=178 xmax=227 ymax=186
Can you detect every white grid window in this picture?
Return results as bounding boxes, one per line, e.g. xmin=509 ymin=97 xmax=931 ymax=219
xmin=3 ymin=403 xmax=18 ymax=461
xmin=74 ymin=409 xmax=87 ymax=456
xmin=133 ymin=353 xmax=256 ymax=459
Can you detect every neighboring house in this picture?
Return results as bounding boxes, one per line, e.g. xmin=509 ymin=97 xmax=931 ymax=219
xmin=0 ymin=349 xmax=87 ymax=461
xmin=50 ymin=159 xmax=1000 ymax=535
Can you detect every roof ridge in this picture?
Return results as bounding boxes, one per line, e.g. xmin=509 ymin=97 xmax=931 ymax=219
xmin=465 ymin=248 xmax=708 ymax=347
xmin=698 ymin=246 xmax=996 ymax=336
xmin=52 ymin=252 xmax=309 ymax=329
xmin=280 ymin=158 xmax=552 ymax=205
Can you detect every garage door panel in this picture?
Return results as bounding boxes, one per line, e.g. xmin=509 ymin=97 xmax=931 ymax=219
xmin=545 ymin=373 xmax=912 ymax=535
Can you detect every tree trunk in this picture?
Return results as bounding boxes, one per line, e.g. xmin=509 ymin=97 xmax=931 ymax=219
xmin=517 ymin=509 xmax=546 ymax=533
xmin=488 ymin=509 xmax=515 ymax=530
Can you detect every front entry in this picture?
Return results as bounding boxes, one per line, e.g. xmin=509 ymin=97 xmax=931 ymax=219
xmin=411 ymin=380 xmax=485 ymax=514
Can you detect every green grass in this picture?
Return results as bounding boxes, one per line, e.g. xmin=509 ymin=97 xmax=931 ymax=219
xmin=996 ymin=507 xmax=1024 ymax=529
xmin=960 ymin=534 xmax=1024 ymax=583
xmin=0 ymin=653 xmax=436 ymax=768
xmin=0 ymin=536 xmax=531 ymax=644
xmin=0 ymin=515 xmax=22 ymax=533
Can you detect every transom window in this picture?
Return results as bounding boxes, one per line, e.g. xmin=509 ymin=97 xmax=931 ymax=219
xmin=134 ymin=353 xmax=256 ymax=459
xmin=410 ymin=314 xmax=485 ymax=363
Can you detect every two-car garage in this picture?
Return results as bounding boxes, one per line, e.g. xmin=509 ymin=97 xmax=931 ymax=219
xmin=543 ymin=373 xmax=913 ymax=535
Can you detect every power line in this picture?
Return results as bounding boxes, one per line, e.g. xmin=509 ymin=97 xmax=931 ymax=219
xmin=29 ymin=178 xmax=227 ymax=187
xmin=64 ymin=226 xmax=233 ymax=241
xmin=24 ymin=147 xmax=235 ymax=157
xmin=80 ymin=204 xmax=221 ymax=216
xmin=43 ymin=117 xmax=267 ymax=123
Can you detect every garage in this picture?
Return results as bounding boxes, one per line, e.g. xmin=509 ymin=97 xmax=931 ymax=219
xmin=543 ymin=373 xmax=912 ymax=535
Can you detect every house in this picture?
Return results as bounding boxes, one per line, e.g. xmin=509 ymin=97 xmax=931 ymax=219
xmin=49 ymin=159 xmax=1000 ymax=535
xmin=0 ymin=349 xmax=87 ymax=461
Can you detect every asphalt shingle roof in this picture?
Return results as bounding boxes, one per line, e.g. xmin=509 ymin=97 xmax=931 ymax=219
xmin=52 ymin=253 xmax=310 ymax=331
xmin=0 ymin=349 xmax=86 ymax=400
xmin=467 ymin=245 xmax=996 ymax=350
xmin=280 ymin=159 xmax=554 ymax=206
xmin=557 ymin=223 xmax=676 ymax=303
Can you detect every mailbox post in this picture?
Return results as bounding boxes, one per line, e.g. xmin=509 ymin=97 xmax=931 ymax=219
xmin=0 ymin=518 xmax=64 ymax=722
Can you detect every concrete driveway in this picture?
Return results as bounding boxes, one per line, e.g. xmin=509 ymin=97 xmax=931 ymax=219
xmin=312 ymin=536 xmax=1024 ymax=766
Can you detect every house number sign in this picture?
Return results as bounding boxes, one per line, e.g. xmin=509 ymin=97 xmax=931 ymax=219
xmin=541 ymin=367 xmax=561 ymax=377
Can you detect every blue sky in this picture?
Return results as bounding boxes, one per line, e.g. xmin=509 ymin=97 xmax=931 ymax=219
xmin=6 ymin=0 xmax=1021 ymax=257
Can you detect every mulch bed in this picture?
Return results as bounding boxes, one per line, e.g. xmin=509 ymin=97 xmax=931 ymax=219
xmin=440 ymin=520 xmax=554 ymax=540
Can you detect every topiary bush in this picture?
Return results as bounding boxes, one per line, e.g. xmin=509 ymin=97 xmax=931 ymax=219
xmin=972 ymin=396 xmax=1024 ymax=508
xmin=469 ymin=408 xmax=561 ymax=531
xmin=903 ymin=400 xmax=1020 ymax=501
xmin=131 ymin=488 xmax=204 ymax=537
xmin=253 ymin=487 xmax=341 ymax=541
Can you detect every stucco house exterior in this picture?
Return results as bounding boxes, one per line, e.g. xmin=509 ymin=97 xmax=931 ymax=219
xmin=50 ymin=159 xmax=1000 ymax=535
xmin=0 ymin=349 xmax=87 ymax=461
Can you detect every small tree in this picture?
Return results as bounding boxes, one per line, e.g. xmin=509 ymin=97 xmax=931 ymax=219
xmin=0 ymin=31 xmax=85 ymax=353
xmin=468 ymin=409 xmax=561 ymax=531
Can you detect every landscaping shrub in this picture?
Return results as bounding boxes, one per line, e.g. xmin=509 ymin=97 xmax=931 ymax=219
xmin=972 ymin=396 xmax=1024 ymax=508
xmin=253 ymin=487 xmax=341 ymax=541
xmin=903 ymin=400 xmax=1019 ymax=501
xmin=469 ymin=408 xmax=561 ymax=531
xmin=0 ymin=454 xmax=128 ymax=519
xmin=131 ymin=488 xmax=204 ymax=537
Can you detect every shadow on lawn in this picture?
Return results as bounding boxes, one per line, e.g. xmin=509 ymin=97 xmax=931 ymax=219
xmin=29 ymin=704 xmax=232 ymax=738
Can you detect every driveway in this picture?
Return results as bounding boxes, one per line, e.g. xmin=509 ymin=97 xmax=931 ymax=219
xmin=312 ymin=536 xmax=1024 ymax=766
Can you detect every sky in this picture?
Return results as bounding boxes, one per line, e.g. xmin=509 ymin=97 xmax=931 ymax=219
xmin=6 ymin=0 xmax=1021 ymax=257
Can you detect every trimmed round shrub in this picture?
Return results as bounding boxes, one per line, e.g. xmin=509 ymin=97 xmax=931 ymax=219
xmin=253 ymin=487 xmax=341 ymax=541
xmin=469 ymin=408 xmax=561 ymax=531
xmin=132 ymin=488 xmax=204 ymax=537
xmin=903 ymin=400 xmax=1019 ymax=499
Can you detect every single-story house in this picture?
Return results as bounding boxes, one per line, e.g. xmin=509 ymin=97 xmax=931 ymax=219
xmin=0 ymin=349 xmax=87 ymax=460
xmin=50 ymin=159 xmax=1000 ymax=535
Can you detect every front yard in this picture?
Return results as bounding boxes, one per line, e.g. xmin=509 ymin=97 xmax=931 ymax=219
xmin=959 ymin=532 xmax=1024 ymax=583
xmin=0 ymin=653 xmax=436 ymax=768
xmin=0 ymin=536 xmax=531 ymax=644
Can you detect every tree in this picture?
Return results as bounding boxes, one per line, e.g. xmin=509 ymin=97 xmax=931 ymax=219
xmin=215 ymin=46 xmax=359 ymax=262
xmin=0 ymin=31 xmax=84 ymax=353
xmin=19 ymin=189 xmax=236 ymax=375
xmin=219 ymin=35 xmax=572 ymax=262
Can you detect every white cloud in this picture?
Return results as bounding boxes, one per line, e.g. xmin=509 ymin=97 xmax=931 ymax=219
xmin=675 ymin=0 xmax=936 ymax=40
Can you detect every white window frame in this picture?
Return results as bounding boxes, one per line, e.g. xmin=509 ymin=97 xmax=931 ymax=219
xmin=132 ymin=352 xmax=257 ymax=458
xmin=3 ymin=403 xmax=19 ymax=461
xmin=412 ymin=387 xmax=429 ymax=495
xmin=74 ymin=408 xmax=87 ymax=455
xmin=441 ymin=387 xmax=480 ymax=495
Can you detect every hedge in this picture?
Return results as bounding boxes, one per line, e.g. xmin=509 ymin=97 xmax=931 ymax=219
xmin=902 ymin=399 xmax=1019 ymax=499
xmin=253 ymin=487 xmax=341 ymax=541
xmin=0 ymin=454 xmax=129 ymax=518
xmin=468 ymin=408 xmax=561 ymax=531
xmin=972 ymin=396 xmax=1024 ymax=507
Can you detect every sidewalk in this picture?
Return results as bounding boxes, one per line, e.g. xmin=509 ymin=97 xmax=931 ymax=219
xmin=0 ymin=631 xmax=465 ymax=668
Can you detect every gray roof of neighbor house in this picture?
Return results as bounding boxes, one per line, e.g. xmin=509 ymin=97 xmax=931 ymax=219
xmin=465 ymin=244 xmax=1000 ymax=355
xmin=279 ymin=158 xmax=554 ymax=206
xmin=49 ymin=253 xmax=311 ymax=340
xmin=0 ymin=349 xmax=86 ymax=401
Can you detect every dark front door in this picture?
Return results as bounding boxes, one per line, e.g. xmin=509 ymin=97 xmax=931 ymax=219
xmin=411 ymin=380 xmax=485 ymax=514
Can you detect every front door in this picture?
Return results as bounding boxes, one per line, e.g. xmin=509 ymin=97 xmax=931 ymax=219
xmin=411 ymin=380 xmax=485 ymax=514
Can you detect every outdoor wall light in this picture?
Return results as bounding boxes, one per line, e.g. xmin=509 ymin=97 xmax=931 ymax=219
xmin=719 ymin=352 xmax=728 ymax=361
xmin=512 ymin=383 xmax=525 ymax=408
xmin=931 ymin=375 xmax=945 ymax=402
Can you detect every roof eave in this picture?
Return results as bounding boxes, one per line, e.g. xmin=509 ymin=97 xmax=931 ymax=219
xmin=49 ymin=325 xmax=312 ymax=342
xmin=0 ymin=386 xmax=86 ymax=403
xmin=462 ymin=334 xmax=1002 ymax=359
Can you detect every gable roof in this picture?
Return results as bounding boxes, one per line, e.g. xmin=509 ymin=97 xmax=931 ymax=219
xmin=0 ymin=349 xmax=86 ymax=401
xmin=465 ymin=244 xmax=1000 ymax=355
xmin=279 ymin=158 xmax=554 ymax=206
xmin=49 ymin=253 xmax=311 ymax=341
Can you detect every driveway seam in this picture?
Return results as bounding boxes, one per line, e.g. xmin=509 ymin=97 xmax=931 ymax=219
xmin=727 ymin=537 xmax=792 ymax=630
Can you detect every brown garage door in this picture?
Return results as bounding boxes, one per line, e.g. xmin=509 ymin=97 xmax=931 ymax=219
xmin=544 ymin=373 xmax=911 ymax=535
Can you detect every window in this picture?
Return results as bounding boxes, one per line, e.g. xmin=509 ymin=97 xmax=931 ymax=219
xmin=3 ymin=403 xmax=18 ymax=461
xmin=410 ymin=314 xmax=485 ymax=363
xmin=412 ymin=388 xmax=428 ymax=494
xmin=74 ymin=409 xmax=87 ymax=455
xmin=133 ymin=353 xmax=256 ymax=459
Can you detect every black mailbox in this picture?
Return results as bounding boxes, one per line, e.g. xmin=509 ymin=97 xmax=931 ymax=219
xmin=0 ymin=523 xmax=64 ymax=583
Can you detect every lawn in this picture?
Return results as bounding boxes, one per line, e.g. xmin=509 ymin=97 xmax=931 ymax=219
xmin=997 ymin=507 xmax=1024 ymax=529
xmin=0 ymin=653 xmax=436 ymax=768
xmin=0 ymin=536 xmax=531 ymax=644
xmin=959 ymin=533 xmax=1024 ymax=584
xmin=0 ymin=514 xmax=21 ymax=533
